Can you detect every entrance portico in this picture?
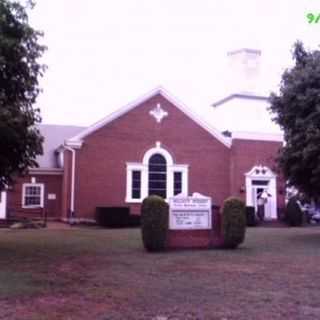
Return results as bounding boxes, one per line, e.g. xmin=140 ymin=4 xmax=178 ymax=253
xmin=245 ymin=165 xmax=277 ymax=220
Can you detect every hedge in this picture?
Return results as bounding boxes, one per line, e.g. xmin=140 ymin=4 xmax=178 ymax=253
xmin=95 ymin=207 xmax=140 ymax=228
xmin=221 ymin=197 xmax=247 ymax=248
xmin=141 ymin=195 xmax=168 ymax=252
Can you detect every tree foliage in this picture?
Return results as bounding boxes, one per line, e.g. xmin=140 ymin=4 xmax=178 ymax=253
xmin=0 ymin=0 xmax=45 ymax=190
xmin=269 ymin=41 xmax=320 ymax=199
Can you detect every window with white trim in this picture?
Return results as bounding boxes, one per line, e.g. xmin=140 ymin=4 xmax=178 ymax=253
xmin=174 ymin=171 xmax=182 ymax=195
xmin=148 ymin=154 xmax=167 ymax=198
xmin=126 ymin=143 xmax=188 ymax=202
xmin=131 ymin=171 xmax=141 ymax=199
xmin=22 ymin=183 xmax=44 ymax=208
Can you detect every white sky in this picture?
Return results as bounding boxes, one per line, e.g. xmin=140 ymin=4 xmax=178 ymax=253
xmin=28 ymin=0 xmax=320 ymax=127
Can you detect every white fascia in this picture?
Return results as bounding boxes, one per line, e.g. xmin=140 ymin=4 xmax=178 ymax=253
xmin=64 ymin=139 xmax=83 ymax=149
xmin=232 ymin=131 xmax=284 ymax=143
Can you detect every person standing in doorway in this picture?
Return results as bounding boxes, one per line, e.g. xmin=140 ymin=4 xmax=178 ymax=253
xmin=257 ymin=190 xmax=265 ymax=221
xmin=257 ymin=190 xmax=271 ymax=221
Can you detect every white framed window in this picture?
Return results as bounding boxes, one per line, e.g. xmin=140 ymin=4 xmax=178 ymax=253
xmin=148 ymin=153 xmax=167 ymax=198
xmin=22 ymin=183 xmax=44 ymax=208
xmin=126 ymin=164 xmax=144 ymax=203
xmin=126 ymin=143 xmax=188 ymax=203
xmin=132 ymin=170 xmax=141 ymax=199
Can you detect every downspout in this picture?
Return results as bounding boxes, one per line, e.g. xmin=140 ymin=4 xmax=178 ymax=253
xmin=64 ymin=146 xmax=76 ymax=224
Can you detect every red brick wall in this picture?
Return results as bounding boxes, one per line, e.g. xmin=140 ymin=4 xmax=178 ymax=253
xmin=230 ymin=139 xmax=285 ymax=209
xmin=7 ymin=174 xmax=63 ymax=219
xmin=73 ymin=94 xmax=231 ymax=219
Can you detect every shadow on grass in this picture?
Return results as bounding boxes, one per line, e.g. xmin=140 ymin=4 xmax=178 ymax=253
xmin=289 ymin=230 xmax=320 ymax=246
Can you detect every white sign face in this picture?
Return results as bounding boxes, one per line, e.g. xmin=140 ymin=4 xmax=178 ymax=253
xmin=48 ymin=193 xmax=56 ymax=200
xmin=169 ymin=194 xmax=212 ymax=230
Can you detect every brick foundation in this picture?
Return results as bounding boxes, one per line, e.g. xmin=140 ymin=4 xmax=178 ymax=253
xmin=167 ymin=208 xmax=223 ymax=249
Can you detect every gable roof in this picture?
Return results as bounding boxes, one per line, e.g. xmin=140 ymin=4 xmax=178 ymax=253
xmin=67 ymin=86 xmax=231 ymax=148
xmin=212 ymin=93 xmax=269 ymax=108
xmin=36 ymin=124 xmax=86 ymax=168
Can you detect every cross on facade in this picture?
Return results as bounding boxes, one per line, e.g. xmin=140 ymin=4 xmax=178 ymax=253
xmin=149 ymin=103 xmax=168 ymax=123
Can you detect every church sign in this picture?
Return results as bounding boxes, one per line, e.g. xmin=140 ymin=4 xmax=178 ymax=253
xmin=169 ymin=193 xmax=212 ymax=230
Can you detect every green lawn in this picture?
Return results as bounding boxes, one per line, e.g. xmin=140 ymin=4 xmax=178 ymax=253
xmin=0 ymin=226 xmax=320 ymax=320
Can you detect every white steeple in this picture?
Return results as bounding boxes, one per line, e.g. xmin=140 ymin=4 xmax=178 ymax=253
xmin=209 ymin=48 xmax=282 ymax=134
xmin=227 ymin=48 xmax=261 ymax=95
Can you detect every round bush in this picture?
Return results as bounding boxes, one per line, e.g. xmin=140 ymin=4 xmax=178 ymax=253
xmin=221 ymin=197 xmax=246 ymax=249
xmin=285 ymin=196 xmax=303 ymax=226
xmin=141 ymin=195 xmax=169 ymax=252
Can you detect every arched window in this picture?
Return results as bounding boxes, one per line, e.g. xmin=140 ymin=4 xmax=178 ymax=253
xmin=126 ymin=142 xmax=188 ymax=202
xmin=148 ymin=154 xmax=167 ymax=198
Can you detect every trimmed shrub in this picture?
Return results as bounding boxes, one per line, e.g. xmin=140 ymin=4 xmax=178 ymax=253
xmin=141 ymin=195 xmax=168 ymax=252
xmin=221 ymin=197 xmax=246 ymax=249
xmin=285 ymin=197 xmax=303 ymax=226
xmin=95 ymin=207 xmax=140 ymax=228
xmin=246 ymin=206 xmax=258 ymax=226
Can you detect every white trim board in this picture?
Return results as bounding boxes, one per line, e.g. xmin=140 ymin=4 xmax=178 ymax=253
xmin=0 ymin=192 xmax=7 ymax=219
xmin=232 ymin=131 xmax=284 ymax=142
xmin=67 ymin=86 xmax=231 ymax=148
xmin=28 ymin=168 xmax=64 ymax=175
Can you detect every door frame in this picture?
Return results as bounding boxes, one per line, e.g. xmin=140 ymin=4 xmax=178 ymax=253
xmin=0 ymin=191 xmax=7 ymax=219
xmin=245 ymin=165 xmax=277 ymax=220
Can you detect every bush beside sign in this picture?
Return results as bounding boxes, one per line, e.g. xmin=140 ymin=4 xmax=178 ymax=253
xmin=141 ymin=194 xmax=246 ymax=251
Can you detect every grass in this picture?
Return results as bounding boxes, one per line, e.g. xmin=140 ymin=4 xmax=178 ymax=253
xmin=0 ymin=226 xmax=320 ymax=319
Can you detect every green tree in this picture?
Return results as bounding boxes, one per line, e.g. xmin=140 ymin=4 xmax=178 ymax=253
xmin=0 ymin=0 xmax=45 ymax=190
xmin=269 ymin=41 xmax=320 ymax=199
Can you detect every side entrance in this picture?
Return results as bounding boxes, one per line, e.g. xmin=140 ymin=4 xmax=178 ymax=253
xmin=245 ymin=165 xmax=277 ymax=220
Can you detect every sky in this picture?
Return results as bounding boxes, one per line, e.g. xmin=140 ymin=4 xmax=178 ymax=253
xmin=28 ymin=0 xmax=320 ymax=127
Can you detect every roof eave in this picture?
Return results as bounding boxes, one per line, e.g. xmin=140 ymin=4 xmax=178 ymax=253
xmin=212 ymin=93 xmax=270 ymax=108
xmin=64 ymin=139 xmax=83 ymax=149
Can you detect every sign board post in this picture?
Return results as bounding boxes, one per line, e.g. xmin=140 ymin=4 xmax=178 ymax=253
xmin=169 ymin=193 xmax=212 ymax=230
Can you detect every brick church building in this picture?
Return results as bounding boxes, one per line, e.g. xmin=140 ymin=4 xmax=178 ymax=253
xmin=0 ymin=49 xmax=285 ymax=223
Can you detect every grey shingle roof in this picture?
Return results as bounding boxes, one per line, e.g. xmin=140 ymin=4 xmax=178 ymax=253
xmin=36 ymin=124 xmax=86 ymax=168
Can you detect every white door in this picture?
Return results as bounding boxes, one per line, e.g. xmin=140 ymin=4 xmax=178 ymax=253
xmin=0 ymin=191 xmax=7 ymax=219
xmin=252 ymin=186 xmax=273 ymax=220
xmin=245 ymin=165 xmax=278 ymax=220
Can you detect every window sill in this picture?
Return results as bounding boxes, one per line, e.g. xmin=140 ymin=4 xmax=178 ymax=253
xmin=22 ymin=205 xmax=43 ymax=209
xmin=125 ymin=198 xmax=143 ymax=204
xmin=125 ymin=198 xmax=171 ymax=204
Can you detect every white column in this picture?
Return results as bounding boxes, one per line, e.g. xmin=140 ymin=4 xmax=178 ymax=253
xmin=125 ymin=169 xmax=132 ymax=202
xmin=245 ymin=177 xmax=252 ymax=206
xmin=167 ymin=167 xmax=174 ymax=198
xmin=0 ymin=192 xmax=7 ymax=219
xmin=269 ymin=178 xmax=277 ymax=219
xmin=141 ymin=166 xmax=148 ymax=199
xmin=182 ymin=167 xmax=188 ymax=196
